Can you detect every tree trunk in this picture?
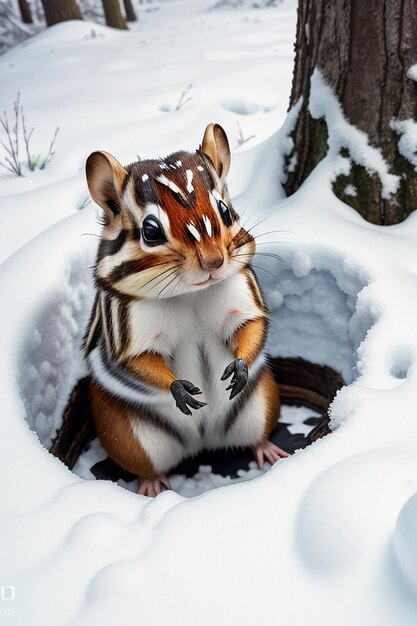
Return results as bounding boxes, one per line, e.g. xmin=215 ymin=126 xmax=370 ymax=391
xmin=102 ymin=0 xmax=128 ymax=29
xmin=18 ymin=0 xmax=33 ymax=23
xmin=41 ymin=0 xmax=83 ymax=26
xmin=123 ymin=0 xmax=137 ymax=22
xmin=284 ymin=0 xmax=417 ymax=225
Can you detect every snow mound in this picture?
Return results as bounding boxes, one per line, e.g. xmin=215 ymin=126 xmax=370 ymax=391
xmin=395 ymin=490 xmax=417 ymax=594
xmin=297 ymin=446 xmax=417 ymax=574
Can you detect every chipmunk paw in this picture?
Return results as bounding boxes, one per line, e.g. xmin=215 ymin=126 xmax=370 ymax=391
xmin=138 ymin=474 xmax=171 ymax=497
xmin=221 ymin=358 xmax=248 ymax=399
xmin=251 ymin=440 xmax=290 ymax=470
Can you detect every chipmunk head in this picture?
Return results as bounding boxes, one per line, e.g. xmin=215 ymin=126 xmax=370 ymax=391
xmin=86 ymin=123 xmax=255 ymax=300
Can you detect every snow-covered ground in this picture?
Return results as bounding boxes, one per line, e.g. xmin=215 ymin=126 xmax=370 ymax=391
xmin=2 ymin=1 xmax=417 ymax=624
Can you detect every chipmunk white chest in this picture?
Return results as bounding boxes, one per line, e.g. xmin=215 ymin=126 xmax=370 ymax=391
xmin=125 ymin=271 xmax=260 ymax=399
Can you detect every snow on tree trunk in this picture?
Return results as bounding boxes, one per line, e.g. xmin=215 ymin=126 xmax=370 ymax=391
xmin=102 ymin=0 xmax=128 ymax=30
xmin=18 ymin=0 xmax=33 ymax=24
xmin=41 ymin=0 xmax=83 ymax=26
xmin=123 ymin=0 xmax=137 ymax=22
xmin=284 ymin=0 xmax=417 ymax=225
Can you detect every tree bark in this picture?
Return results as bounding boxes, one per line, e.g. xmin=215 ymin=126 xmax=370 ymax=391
xmin=102 ymin=0 xmax=128 ymax=29
xmin=284 ymin=0 xmax=417 ymax=225
xmin=123 ymin=0 xmax=137 ymax=22
xmin=18 ymin=0 xmax=33 ymax=23
xmin=41 ymin=0 xmax=83 ymax=26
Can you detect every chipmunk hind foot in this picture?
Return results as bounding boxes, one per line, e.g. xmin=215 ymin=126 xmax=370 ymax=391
xmin=251 ymin=440 xmax=290 ymax=470
xmin=138 ymin=474 xmax=171 ymax=497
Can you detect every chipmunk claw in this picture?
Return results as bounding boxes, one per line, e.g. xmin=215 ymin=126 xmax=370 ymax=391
xmin=170 ymin=379 xmax=207 ymax=415
xmin=221 ymin=358 xmax=248 ymax=399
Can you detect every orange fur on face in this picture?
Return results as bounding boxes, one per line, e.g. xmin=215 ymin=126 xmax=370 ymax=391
xmin=155 ymin=169 xmax=222 ymax=247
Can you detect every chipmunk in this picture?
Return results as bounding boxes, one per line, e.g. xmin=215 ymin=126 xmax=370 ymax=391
xmin=84 ymin=123 xmax=289 ymax=497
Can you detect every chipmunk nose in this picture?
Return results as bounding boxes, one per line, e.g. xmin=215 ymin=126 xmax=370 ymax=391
xmin=197 ymin=247 xmax=224 ymax=271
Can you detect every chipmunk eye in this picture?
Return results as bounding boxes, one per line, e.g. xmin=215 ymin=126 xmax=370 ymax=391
xmin=218 ymin=200 xmax=233 ymax=227
xmin=142 ymin=216 xmax=166 ymax=246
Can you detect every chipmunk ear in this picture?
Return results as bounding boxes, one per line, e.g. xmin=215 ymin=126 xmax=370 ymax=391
xmin=200 ymin=123 xmax=231 ymax=180
xmin=86 ymin=151 xmax=128 ymax=221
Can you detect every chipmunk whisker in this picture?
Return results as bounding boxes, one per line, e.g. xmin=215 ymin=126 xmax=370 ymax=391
xmin=140 ymin=265 xmax=179 ymax=295
xmin=232 ymin=258 xmax=281 ymax=282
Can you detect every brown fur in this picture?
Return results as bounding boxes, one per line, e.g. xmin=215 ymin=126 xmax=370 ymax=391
xmin=90 ymin=381 xmax=156 ymax=478
xmin=123 ymin=352 xmax=176 ymax=390
xmin=260 ymin=367 xmax=281 ymax=439
xmin=234 ymin=317 xmax=267 ymax=366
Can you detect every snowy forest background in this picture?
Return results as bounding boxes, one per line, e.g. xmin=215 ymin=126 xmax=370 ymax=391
xmin=2 ymin=1 xmax=417 ymax=625
xmin=1 ymin=0 xmax=281 ymax=55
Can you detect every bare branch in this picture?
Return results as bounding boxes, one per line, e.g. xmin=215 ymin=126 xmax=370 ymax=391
xmin=40 ymin=126 xmax=60 ymax=169
xmin=175 ymin=84 xmax=193 ymax=111
xmin=0 ymin=106 xmax=21 ymax=174
xmin=21 ymin=108 xmax=35 ymax=169
xmin=235 ymin=121 xmax=255 ymax=148
xmin=0 ymin=160 xmax=17 ymax=174
xmin=0 ymin=92 xmax=60 ymax=176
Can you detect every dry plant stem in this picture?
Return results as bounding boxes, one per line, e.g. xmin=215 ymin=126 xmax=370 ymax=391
xmin=175 ymin=84 xmax=193 ymax=111
xmin=0 ymin=92 xmax=22 ymax=175
xmin=21 ymin=110 xmax=34 ymax=169
xmin=236 ymin=121 xmax=255 ymax=147
xmin=0 ymin=92 xmax=60 ymax=175
xmin=40 ymin=126 xmax=60 ymax=169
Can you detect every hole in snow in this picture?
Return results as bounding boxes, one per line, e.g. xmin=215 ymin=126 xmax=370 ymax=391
xmin=159 ymin=103 xmax=173 ymax=113
xmin=263 ymin=263 xmax=371 ymax=386
xmin=390 ymin=349 xmax=413 ymax=380
xmin=220 ymin=97 xmax=260 ymax=115
xmin=18 ymin=249 xmax=373 ymax=498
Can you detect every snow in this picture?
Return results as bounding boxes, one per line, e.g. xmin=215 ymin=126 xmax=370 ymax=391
xmin=344 ymin=183 xmax=357 ymax=197
xmin=1 ymin=1 xmax=417 ymax=625
xmin=395 ymin=491 xmax=417 ymax=595
xmin=309 ymin=68 xmax=400 ymax=199
xmin=277 ymin=96 xmax=303 ymax=182
xmin=391 ymin=118 xmax=417 ymax=171
xmin=407 ymin=64 xmax=417 ymax=83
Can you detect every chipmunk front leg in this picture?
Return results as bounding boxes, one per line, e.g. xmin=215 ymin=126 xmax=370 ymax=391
xmin=123 ymin=352 xmax=206 ymax=416
xmin=120 ymin=352 xmax=205 ymax=495
xmin=221 ymin=317 xmax=289 ymax=466
xmin=221 ymin=317 xmax=266 ymax=399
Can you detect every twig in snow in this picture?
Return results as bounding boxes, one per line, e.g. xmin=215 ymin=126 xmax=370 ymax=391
xmin=22 ymin=109 xmax=34 ymax=168
xmin=0 ymin=92 xmax=22 ymax=175
xmin=39 ymin=126 xmax=60 ymax=169
xmin=175 ymin=84 xmax=193 ymax=111
xmin=0 ymin=92 xmax=60 ymax=176
xmin=235 ymin=121 xmax=255 ymax=148
xmin=79 ymin=196 xmax=91 ymax=210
